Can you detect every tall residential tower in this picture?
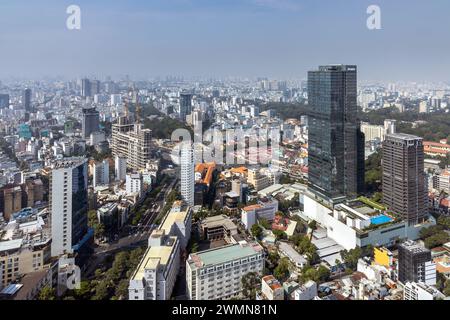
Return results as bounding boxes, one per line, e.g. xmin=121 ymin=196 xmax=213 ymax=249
xmin=382 ymin=133 xmax=427 ymax=225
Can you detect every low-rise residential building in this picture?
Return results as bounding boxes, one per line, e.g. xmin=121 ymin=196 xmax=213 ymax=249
xmin=293 ymin=280 xmax=318 ymax=300
xmin=200 ymin=215 xmax=238 ymax=241
xmin=186 ymin=241 xmax=264 ymax=300
xmin=257 ymin=275 xmax=284 ymax=300
xmin=278 ymin=241 xmax=307 ymax=269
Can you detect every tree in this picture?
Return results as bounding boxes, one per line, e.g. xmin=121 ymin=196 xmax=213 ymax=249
xmin=340 ymin=247 xmax=363 ymax=270
xmin=272 ymin=229 xmax=287 ymax=241
xmin=273 ymin=258 xmax=290 ymax=281
xmin=424 ymin=232 xmax=450 ymax=249
xmin=115 ymin=279 xmax=130 ymax=300
xmin=241 ymin=272 xmax=260 ymax=299
xmin=437 ymin=216 xmax=450 ymax=229
xmin=308 ymin=220 xmax=317 ymax=240
xmin=251 ymin=224 xmax=263 ymax=238
xmin=38 ymin=286 xmax=56 ymax=300
xmin=317 ymin=265 xmax=331 ymax=282
xmin=420 ymin=225 xmax=445 ymax=239
xmin=259 ymin=218 xmax=271 ymax=229
xmin=444 ymin=280 xmax=450 ymax=297
xmin=73 ymin=280 xmax=92 ymax=300
xmin=92 ymin=281 xmax=109 ymax=300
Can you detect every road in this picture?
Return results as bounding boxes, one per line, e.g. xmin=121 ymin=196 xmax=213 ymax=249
xmin=84 ymin=178 xmax=178 ymax=278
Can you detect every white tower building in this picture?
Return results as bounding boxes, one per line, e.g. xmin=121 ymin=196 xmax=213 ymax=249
xmin=180 ymin=144 xmax=194 ymax=206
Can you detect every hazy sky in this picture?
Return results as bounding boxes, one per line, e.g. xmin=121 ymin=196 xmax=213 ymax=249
xmin=1 ymin=0 xmax=450 ymax=81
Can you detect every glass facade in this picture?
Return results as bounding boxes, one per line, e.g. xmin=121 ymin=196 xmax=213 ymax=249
xmin=307 ymin=65 xmax=364 ymax=201
xmin=71 ymin=161 xmax=88 ymax=247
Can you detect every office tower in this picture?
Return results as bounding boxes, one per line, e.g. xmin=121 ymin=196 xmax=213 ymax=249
xmin=111 ymin=116 xmax=152 ymax=170
xmin=81 ymin=78 xmax=91 ymax=97
xmin=23 ymin=88 xmax=32 ymax=113
xmin=307 ymin=65 xmax=364 ymax=201
xmin=128 ymin=230 xmax=180 ymax=300
xmin=179 ymin=92 xmax=193 ymax=122
xmin=81 ymin=107 xmax=100 ymax=139
xmin=93 ymin=159 xmax=109 ymax=187
xmin=382 ymin=133 xmax=427 ymax=225
xmin=50 ymin=158 xmax=89 ymax=257
xmin=398 ymin=240 xmax=436 ymax=285
xmin=115 ymin=156 xmax=127 ymax=181
xmin=186 ymin=241 xmax=264 ymax=300
xmin=180 ymin=144 xmax=194 ymax=206
xmin=90 ymin=80 xmax=101 ymax=95
xmin=0 ymin=94 xmax=9 ymax=109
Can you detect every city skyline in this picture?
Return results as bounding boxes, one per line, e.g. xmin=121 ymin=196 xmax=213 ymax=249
xmin=1 ymin=0 xmax=450 ymax=81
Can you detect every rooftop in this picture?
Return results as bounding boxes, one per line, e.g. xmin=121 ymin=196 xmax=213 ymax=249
xmin=201 ymin=215 xmax=237 ymax=231
xmin=132 ymin=235 xmax=178 ymax=280
xmin=188 ymin=241 xmax=263 ymax=269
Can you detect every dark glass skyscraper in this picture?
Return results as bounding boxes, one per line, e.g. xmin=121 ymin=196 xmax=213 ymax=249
xmin=307 ymin=65 xmax=364 ymax=201
xmin=81 ymin=78 xmax=92 ymax=97
xmin=23 ymin=88 xmax=32 ymax=113
xmin=179 ymin=92 xmax=193 ymax=122
xmin=0 ymin=94 xmax=9 ymax=109
xmin=82 ymin=107 xmax=100 ymax=139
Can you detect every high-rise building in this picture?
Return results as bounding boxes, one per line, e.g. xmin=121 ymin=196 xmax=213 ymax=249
xmin=90 ymin=80 xmax=101 ymax=95
xmin=115 ymin=156 xmax=127 ymax=181
xmin=382 ymin=133 xmax=427 ymax=225
xmin=50 ymin=158 xmax=89 ymax=257
xmin=111 ymin=116 xmax=152 ymax=170
xmin=398 ymin=240 xmax=436 ymax=285
xmin=180 ymin=144 xmax=194 ymax=206
xmin=307 ymin=65 xmax=364 ymax=201
xmin=93 ymin=159 xmax=109 ymax=187
xmin=179 ymin=92 xmax=193 ymax=122
xmin=81 ymin=78 xmax=91 ymax=97
xmin=0 ymin=94 xmax=9 ymax=109
xmin=23 ymin=88 xmax=32 ymax=113
xmin=81 ymin=107 xmax=100 ymax=139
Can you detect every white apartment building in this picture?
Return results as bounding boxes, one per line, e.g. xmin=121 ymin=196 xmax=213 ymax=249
xmin=186 ymin=241 xmax=264 ymax=300
xmin=93 ymin=159 xmax=109 ymax=187
xmin=360 ymin=122 xmax=386 ymax=143
xmin=126 ymin=173 xmax=143 ymax=196
xmin=180 ymin=145 xmax=194 ymax=206
xmin=403 ymin=281 xmax=445 ymax=300
xmin=128 ymin=230 xmax=180 ymax=300
xmin=115 ymin=156 xmax=127 ymax=182
xmin=50 ymin=158 xmax=89 ymax=257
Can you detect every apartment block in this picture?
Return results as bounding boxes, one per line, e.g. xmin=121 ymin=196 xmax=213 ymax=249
xmin=186 ymin=241 xmax=264 ymax=300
